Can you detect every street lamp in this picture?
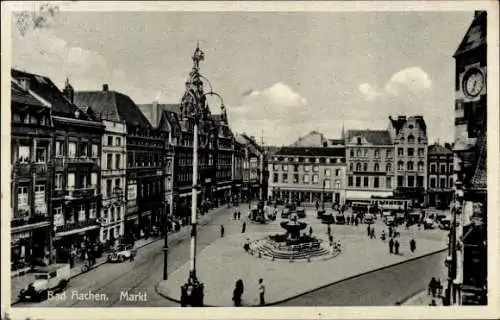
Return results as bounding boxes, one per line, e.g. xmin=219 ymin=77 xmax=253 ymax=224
xmin=177 ymin=44 xmax=225 ymax=307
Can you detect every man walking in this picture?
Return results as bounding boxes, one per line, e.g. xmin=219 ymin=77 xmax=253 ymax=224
xmin=394 ymin=239 xmax=400 ymax=254
xmin=389 ymin=238 xmax=394 ymax=254
xmin=220 ymin=225 xmax=225 ymax=238
xmin=237 ymin=211 xmax=241 ymax=220
xmin=327 ymin=224 xmax=331 ymax=236
xmin=258 ymin=278 xmax=265 ymax=305
xmin=367 ymin=225 xmax=371 ymax=237
xmin=309 ymin=226 xmax=313 ymax=237
xmin=242 ymin=222 xmax=247 ymax=233
xmin=410 ymin=238 xmax=416 ymax=253
xmin=234 ymin=211 xmax=237 ymax=220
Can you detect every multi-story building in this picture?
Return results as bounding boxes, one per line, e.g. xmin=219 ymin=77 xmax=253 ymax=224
xmin=75 ymin=85 xmax=167 ymax=241
xmin=449 ymin=11 xmax=487 ymax=305
xmin=426 ymin=143 xmax=454 ymax=208
xmin=344 ymin=130 xmax=394 ymax=203
xmin=98 ymin=117 xmax=127 ymax=245
xmin=10 ymin=76 xmax=54 ymax=273
xmin=235 ymin=134 xmax=265 ymax=203
xmin=388 ymin=115 xmax=428 ymax=204
xmin=12 ymin=71 xmax=105 ymax=261
xmin=267 ymin=147 xmax=346 ymax=206
xmin=232 ymin=137 xmax=246 ymax=203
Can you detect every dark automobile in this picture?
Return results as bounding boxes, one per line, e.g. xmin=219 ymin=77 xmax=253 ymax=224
xmin=296 ymin=207 xmax=306 ymax=218
xmin=335 ymin=214 xmax=346 ymax=224
xmin=321 ymin=213 xmax=335 ymax=224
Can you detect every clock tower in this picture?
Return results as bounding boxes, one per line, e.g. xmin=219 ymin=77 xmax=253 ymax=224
xmin=449 ymin=11 xmax=487 ymax=306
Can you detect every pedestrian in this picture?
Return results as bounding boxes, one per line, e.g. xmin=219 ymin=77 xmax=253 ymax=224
xmin=410 ymin=238 xmax=416 ymax=253
xmin=394 ymin=239 xmax=400 ymax=254
xmin=232 ymin=279 xmax=244 ymax=306
xmin=309 ymin=226 xmax=313 ymax=237
xmin=389 ymin=238 xmax=394 ymax=254
xmin=220 ymin=225 xmax=225 ymax=238
xmin=428 ymin=277 xmax=437 ymax=297
xmin=242 ymin=222 xmax=247 ymax=233
xmin=329 ymin=234 xmax=333 ymax=246
xmin=327 ymin=224 xmax=331 ymax=236
xmin=237 ymin=211 xmax=241 ymax=220
xmin=429 ymin=299 xmax=437 ymax=306
xmin=355 ymin=217 xmax=358 ymax=226
xmin=389 ymin=226 xmax=393 ymax=238
xmin=371 ymin=227 xmax=376 ymax=239
xmin=381 ymin=230 xmax=386 ymax=241
xmin=258 ymin=278 xmax=265 ymax=305
xmin=367 ymin=225 xmax=370 ymax=237
xmin=234 ymin=211 xmax=237 ymax=220
xmin=436 ymin=278 xmax=442 ymax=296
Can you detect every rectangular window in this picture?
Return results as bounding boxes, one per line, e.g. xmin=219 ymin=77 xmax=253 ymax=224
xmin=115 ymin=178 xmax=121 ymax=189
xmin=115 ymin=154 xmax=121 ymax=169
xmin=430 ymin=177 xmax=436 ymax=188
xmin=335 ymin=169 xmax=340 ymax=176
xmin=312 ymin=175 xmax=319 ymax=184
xmin=17 ymin=186 xmax=29 ymax=207
xmin=303 ymin=175 xmax=310 ymax=184
xmin=386 ymin=176 xmax=392 ymax=189
xmin=430 ymin=164 xmax=436 ymax=174
xmin=355 ymin=177 xmax=361 ymax=187
xmin=91 ymin=173 xmax=98 ymax=187
xmin=116 ymin=137 xmax=121 ymax=146
xmin=273 ymin=164 xmax=279 ymax=171
xmin=282 ymin=174 xmax=288 ymax=184
xmin=90 ymin=203 xmax=97 ymax=219
xmin=449 ymin=164 xmax=454 ymax=173
xmin=407 ymin=148 xmax=414 ymax=156
xmin=363 ymin=177 xmax=369 ymax=187
xmin=397 ymin=176 xmax=404 ymax=187
xmin=440 ymin=177 xmax=446 ymax=189
xmin=386 ymin=150 xmax=392 ymax=158
xmin=324 ymin=180 xmax=331 ymax=188
xmin=440 ymin=164 xmax=446 ymax=174
xmin=313 ymin=166 xmax=319 ymax=172
xmin=55 ymin=174 xmax=63 ymax=189
xmin=67 ymin=173 xmax=75 ymax=189
xmin=68 ymin=142 xmax=76 ymax=158
xmin=418 ymin=148 xmax=424 ymax=157
xmin=398 ymin=148 xmax=404 ymax=156
xmin=348 ymin=176 xmax=353 ymax=187
xmin=78 ymin=204 xmax=85 ymax=221
xmin=18 ymin=145 xmax=30 ymax=163
xmin=324 ymin=169 xmax=331 ymax=176
xmin=293 ymin=164 xmax=299 ymax=172
xmin=106 ymin=180 xmax=112 ymax=197
xmin=107 ymin=154 xmax=113 ymax=170
xmin=374 ymin=177 xmax=379 ymax=188
xmin=35 ymin=147 xmax=47 ymax=163
xmin=408 ymin=176 xmax=415 ymax=187
xmin=293 ymin=174 xmax=299 ymax=184
xmin=80 ymin=142 xmax=88 ymax=157
xmin=55 ymin=141 xmax=63 ymax=157
xmin=273 ymin=173 xmax=278 ymax=183
xmin=282 ymin=164 xmax=288 ymax=171
xmin=417 ymin=176 xmax=424 ymax=188
xmin=304 ymin=165 xmax=310 ymax=172
xmin=108 ymin=136 xmax=113 ymax=146
xmin=92 ymin=144 xmax=99 ymax=158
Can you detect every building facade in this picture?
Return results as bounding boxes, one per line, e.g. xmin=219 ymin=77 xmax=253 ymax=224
xmin=99 ymin=118 xmax=127 ymax=244
xmin=344 ymin=130 xmax=394 ymax=203
xmin=449 ymin=11 xmax=487 ymax=305
xmin=267 ymin=147 xmax=346 ymax=207
xmin=427 ymin=143 xmax=454 ymax=209
xmin=10 ymin=77 xmax=54 ymax=273
xmin=75 ymin=85 xmax=167 ymax=241
xmin=235 ymin=134 xmax=265 ymax=204
xmin=388 ymin=115 xmax=428 ymax=204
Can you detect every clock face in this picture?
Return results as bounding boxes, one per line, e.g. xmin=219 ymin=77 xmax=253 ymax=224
xmin=463 ymin=69 xmax=485 ymax=97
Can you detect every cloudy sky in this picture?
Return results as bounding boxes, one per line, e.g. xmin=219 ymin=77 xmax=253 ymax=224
xmin=11 ymin=5 xmax=474 ymax=146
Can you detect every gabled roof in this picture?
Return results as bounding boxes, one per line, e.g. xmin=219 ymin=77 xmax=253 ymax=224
xmin=75 ymin=91 xmax=151 ymax=127
xmin=158 ymin=109 xmax=181 ymax=135
xmin=428 ymin=143 xmax=453 ymax=155
xmin=11 ymin=81 xmax=46 ymax=107
xmin=11 ymin=69 xmax=90 ymax=120
xmin=389 ymin=115 xmax=427 ymax=135
xmin=138 ymin=103 xmax=181 ymax=127
xmin=454 ymin=11 xmax=487 ymax=57
xmin=275 ymin=147 xmax=345 ymax=157
xmin=346 ymin=130 xmax=392 ymax=145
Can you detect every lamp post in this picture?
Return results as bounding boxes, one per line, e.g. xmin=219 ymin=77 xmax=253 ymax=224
xmin=177 ymin=44 xmax=225 ymax=307
xmin=321 ymin=179 xmax=326 ymax=210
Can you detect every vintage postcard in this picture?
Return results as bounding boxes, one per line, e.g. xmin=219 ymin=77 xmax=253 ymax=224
xmin=1 ymin=1 xmax=498 ymax=320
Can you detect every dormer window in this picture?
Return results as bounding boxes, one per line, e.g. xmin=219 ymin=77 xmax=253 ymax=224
xmin=357 ymin=137 xmax=362 ymax=145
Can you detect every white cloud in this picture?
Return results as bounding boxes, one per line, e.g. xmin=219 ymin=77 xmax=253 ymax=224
xmin=228 ymin=83 xmax=311 ymax=145
xmin=384 ymin=66 xmax=432 ymax=96
xmin=358 ymin=66 xmax=432 ymax=101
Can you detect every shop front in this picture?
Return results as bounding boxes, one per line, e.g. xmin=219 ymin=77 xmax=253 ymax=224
xmin=11 ymin=222 xmax=51 ymax=273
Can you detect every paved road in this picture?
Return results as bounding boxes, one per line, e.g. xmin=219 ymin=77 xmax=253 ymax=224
xmin=15 ymin=204 xmax=248 ymax=308
xmin=276 ymin=250 xmax=448 ymax=306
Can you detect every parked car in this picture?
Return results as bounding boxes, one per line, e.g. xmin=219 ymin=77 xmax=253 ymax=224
xmin=335 ymin=214 xmax=346 ymax=224
xmin=439 ymin=218 xmax=451 ymax=230
xmin=363 ymin=213 xmax=375 ymax=224
xmin=296 ymin=207 xmax=306 ymax=218
xmin=107 ymin=244 xmax=135 ymax=263
xmin=19 ymin=264 xmax=70 ymax=301
xmin=423 ymin=218 xmax=436 ymax=229
xmin=321 ymin=213 xmax=335 ymax=224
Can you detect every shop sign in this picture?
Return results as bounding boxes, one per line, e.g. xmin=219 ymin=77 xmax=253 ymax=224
xmin=11 ymin=231 xmax=31 ymax=244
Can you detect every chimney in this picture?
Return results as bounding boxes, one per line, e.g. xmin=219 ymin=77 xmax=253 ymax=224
xmin=103 ymin=84 xmax=109 ymax=91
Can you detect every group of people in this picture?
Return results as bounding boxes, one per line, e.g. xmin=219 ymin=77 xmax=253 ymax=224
xmin=232 ymin=278 xmax=266 ymax=306
xmin=233 ymin=210 xmax=242 ymax=220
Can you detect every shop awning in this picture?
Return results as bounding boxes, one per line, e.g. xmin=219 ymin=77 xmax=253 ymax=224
xmin=55 ymin=225 xmax=99 ymax=237
xmin=11 ymin=221 xmax=50 ymax=234
xmin=217 ymin=185 xmax=231 ymax=191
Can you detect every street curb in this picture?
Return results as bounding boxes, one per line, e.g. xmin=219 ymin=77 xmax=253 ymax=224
xmin=155 ymin=247 xmax=448 ymax=307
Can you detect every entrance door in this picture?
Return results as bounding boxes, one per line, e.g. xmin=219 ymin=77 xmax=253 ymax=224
xmin=335 ymin=193 xmax=340 ymax=203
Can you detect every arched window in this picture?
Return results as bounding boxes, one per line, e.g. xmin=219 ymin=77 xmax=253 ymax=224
xmin=356 ymin=163 xmax=362 ymax=171
xmin=397 ymin=161 xmax=404 ymax=171
xmin=407 ymin=161 xmax=414 ymax=171
xmin=417 ymin=137 xmax=422 ymax=144
xmin=417 ymin=161 xmax=424 ymax=172
xmin=349 ymin=163 xmax=353 ymax=171
xmin=408 ymin=135 xmax=415 ymax=144
xmin=386 ymin=163 xmax=392 ymax=172
xmin=374 ymin=163 xmax=380 ymax=172
xmin=363 ymin=163 xmax=368 ymax=171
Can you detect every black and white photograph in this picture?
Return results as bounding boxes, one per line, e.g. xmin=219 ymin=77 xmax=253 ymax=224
xmin=1 ymin=1 xmax=498 ymax=319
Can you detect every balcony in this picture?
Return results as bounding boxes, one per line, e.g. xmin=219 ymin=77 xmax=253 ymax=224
xmin=13 ymin=206 xmax=30 ymax=220
xmin=55 ymin=219 xmax=99 ymax=235
xmin=113 ymin=187 xmax=124 ymax=197
xmin=54 ymin=156 xmax=99 ymax=168
xmin=15 ymin=163 xmax=32 ymax=178
xmin=65 ymin=186 xmax=97 ymax=199
xmin=52 ymin=189 xmax=65 ymax=199
xmin=11 ymin=214 xmax=50 ymax=230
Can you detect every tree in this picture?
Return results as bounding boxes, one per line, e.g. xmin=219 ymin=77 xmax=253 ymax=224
xmin=14 ymin=2 xmax=59 ymax=36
